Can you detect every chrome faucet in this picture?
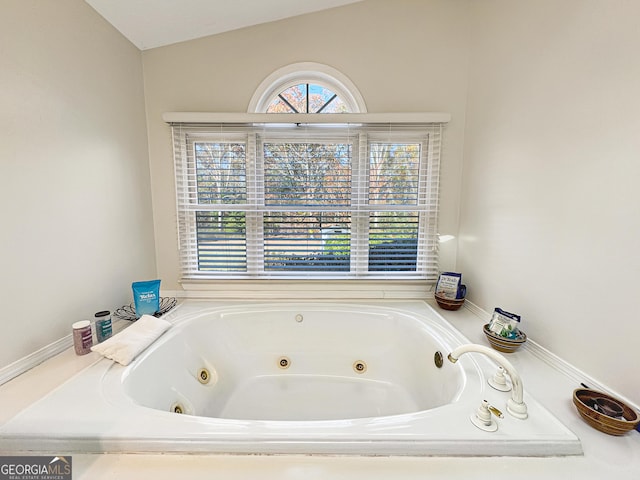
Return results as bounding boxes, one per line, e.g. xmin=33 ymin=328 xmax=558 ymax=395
xmin=448 ymin=344 xmax=528 ymax=419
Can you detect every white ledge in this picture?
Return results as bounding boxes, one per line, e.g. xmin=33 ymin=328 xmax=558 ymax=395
xmin=162 ymin=112 xmax=451 ymax=125
xmin=172 ymin=279 xmax=430 ymax=300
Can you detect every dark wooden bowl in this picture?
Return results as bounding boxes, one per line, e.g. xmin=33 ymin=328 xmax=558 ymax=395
xmin=434 ymin=293 xmax=465 ymax=311
xmin=483 ymin=324 xmax=527 ymax=353
xmin=573 ymin=388 xmax=640 ymax=435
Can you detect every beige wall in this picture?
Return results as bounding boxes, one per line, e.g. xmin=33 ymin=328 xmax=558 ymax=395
xmin=4 ymin=0 xmax=636 ymax=406
xmin=0 ymin=0 xmax=156 ymax=368
xmin=459 ymin=0 xmax=640 ymax=402
xmin=142 ymin=0 xmax=471 ymax=290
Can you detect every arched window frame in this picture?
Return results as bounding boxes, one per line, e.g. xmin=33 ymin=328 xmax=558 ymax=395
xmin=248 ymin=62 xmax=367 ymax=114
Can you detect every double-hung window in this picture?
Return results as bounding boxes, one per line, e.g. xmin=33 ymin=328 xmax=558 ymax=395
xmin=171 ymin=120 xmax=443 ymax=281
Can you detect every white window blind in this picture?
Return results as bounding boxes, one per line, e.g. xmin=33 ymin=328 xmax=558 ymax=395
xmin=171 ymin=122 xmax=443 ymax=281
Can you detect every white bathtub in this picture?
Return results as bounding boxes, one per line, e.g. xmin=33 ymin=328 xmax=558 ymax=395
xmin=0 ymin=300 xmax=582 ymax=456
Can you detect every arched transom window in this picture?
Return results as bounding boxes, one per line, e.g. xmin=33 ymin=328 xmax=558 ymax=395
xmin=266 ymin=83 xmax=348 ymax=113
xmin=248 ymin=62 xmax=367 ymax=113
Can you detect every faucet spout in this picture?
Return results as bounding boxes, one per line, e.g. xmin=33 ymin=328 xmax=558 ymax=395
xmin=448 ymin=344 xmax=528 ymax=419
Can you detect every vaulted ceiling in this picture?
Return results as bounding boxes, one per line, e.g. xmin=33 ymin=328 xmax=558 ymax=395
xmin=85 ymin=0 xmax=364 ymax=50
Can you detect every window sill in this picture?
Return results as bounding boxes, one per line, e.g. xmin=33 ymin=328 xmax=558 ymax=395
xmin=169 ymin=279 xmax=432 ymax=300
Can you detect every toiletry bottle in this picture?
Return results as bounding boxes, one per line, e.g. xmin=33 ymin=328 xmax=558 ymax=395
xmin=94 ymin=310 xmax=113 ymax=343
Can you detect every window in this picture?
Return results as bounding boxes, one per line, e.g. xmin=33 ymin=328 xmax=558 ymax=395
xmin=248 ymin=62 xmax=367 ymax=114
xmin=172 ymin=122 xmax=443 ymax=281
xmin=266 ymin=83 xmax=349 ymax=113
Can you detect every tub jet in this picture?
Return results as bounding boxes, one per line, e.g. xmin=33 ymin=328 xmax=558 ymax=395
xmin=198 ymin=368 xmax=211 ymax=384
xmin=278 ymin=356 xmax=291 ymax=369
xmin=434 ymin=351 xmax=444 ymax=368
xmin=353 ymin=361 xmax=367 ymax=374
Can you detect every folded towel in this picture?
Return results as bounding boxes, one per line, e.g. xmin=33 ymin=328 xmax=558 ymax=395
xmin=91 ymin=314 xmax=171 ymax=366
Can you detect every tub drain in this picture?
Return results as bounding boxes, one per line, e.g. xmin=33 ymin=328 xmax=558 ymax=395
xmin=353 ymin=360 xmax=367 ymax=374
xmin=197 ymin=368 xmax=211 ymax=384
xmin=278 ymin=356 xmax=291 ymax=369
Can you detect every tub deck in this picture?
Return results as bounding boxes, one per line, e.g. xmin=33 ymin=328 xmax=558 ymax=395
xmin=3 ymin=300 xmax=640 ymax=479
xmin=0 ymin=300 xmax=581 ymax=457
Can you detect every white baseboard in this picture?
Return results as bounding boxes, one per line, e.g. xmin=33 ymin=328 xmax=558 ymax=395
xmin=0 ymin=335 xmax=73 ymax=386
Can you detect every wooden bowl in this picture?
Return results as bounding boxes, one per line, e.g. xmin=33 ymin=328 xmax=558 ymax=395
xmin=434 ymin=293 xmax=465 ymax=311
xmin=573 ymin=388 xmax=640 ymax=435
xmin=483 ymin=324 xmax=527 ymax=353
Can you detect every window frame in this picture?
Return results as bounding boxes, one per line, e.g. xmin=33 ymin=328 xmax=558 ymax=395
xmin=171 ymin=121 xmax=445 ymax=283
xmin=248 ymin=62 xmax=368 ymax=114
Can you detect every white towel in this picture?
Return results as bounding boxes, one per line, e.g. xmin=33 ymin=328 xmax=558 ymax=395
xmin=91 ymin=314 xmax=171 ymax=366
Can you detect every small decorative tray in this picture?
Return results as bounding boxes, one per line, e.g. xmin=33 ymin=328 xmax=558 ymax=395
xmin=113 ymin=297 xmax=177 ymax=321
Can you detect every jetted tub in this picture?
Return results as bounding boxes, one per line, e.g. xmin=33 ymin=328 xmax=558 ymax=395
xmin=0 ymin=300 xmax=582 ymax=456
xmin=122 ymin=304 xmax=464 ymax=422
